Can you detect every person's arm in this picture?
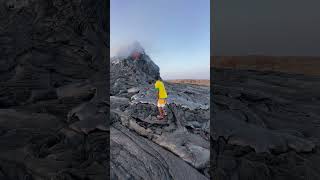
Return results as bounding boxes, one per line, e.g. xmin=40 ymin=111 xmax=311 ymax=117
xmin=155 ymin=82 xmax=159 ymax=99
xmin=155 ymin=88 xmax=159 ymax=99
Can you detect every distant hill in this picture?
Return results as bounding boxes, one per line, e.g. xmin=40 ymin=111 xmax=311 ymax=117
xmin=166 ymin=79 xmax=210 ymax=86
xmin=211 ymin=56 xmax=320 ymax=76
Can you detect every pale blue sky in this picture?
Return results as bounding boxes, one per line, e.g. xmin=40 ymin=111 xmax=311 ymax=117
xmin=111 ymin=0 xmax=210 ymax=80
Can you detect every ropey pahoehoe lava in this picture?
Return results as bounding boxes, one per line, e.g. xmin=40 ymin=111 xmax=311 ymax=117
xmin=110 ymin=43 xmax=210 ymax=180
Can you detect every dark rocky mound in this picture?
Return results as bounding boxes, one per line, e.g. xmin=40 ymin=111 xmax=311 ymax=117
xmin=110 ymin=47 xmax=210 ymax=179
xmin=211 ymin=68 xmax=320 ymax=180
xmin=0 ymin=0 xmax=109 ymax=179
xmin=110 ymin=52 xmax=160 ymax=96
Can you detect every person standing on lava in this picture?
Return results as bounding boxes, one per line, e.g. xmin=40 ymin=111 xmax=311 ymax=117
xmin=154 ymin=75 xmax=168 ymax=120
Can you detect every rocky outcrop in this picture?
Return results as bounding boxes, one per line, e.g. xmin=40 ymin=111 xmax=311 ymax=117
xmin=110 ymin=47 xmax=210 ymax=179
xmin=0 ymin=0 xmax=109 ymax=179
xmin=110 ymin=53 xmax=160 ymax=96
xmin=212 ymin=68 xmax=320 ymax=180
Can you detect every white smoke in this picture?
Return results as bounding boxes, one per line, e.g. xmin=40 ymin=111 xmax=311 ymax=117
xmin=115 ymin=41 xmax=145 ymax=58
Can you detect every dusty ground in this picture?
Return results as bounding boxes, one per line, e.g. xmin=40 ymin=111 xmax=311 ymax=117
xmin=212 ymin=56 xmax=320 ymax=76
xmin=166 ymin=79 xmax=210 ymax=87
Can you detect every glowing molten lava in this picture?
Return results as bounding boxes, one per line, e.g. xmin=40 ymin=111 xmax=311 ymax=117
xmin=131 ymin=51 xmax=141 ymax=60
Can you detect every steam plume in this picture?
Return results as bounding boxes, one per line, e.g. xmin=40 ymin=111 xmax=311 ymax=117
xmin=116 ymin=41 xmax=145 ymax=58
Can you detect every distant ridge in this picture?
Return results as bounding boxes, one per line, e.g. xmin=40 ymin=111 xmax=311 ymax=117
xmin=166 ymin=79 xmax=210 ymax=86
xmin=211 ymin=56 xmax=320 ymax=76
